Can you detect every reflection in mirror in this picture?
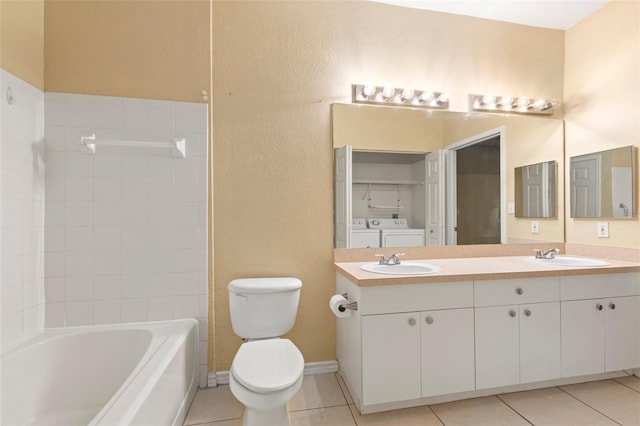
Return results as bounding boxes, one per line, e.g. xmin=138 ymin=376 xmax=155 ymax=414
xmin=332 ymin=103 xmax=565 ymax=247
xmin=515 ymin=161 xmax=557 ymax=218
xmin=570 ymin=146 xmax=637 ymax=218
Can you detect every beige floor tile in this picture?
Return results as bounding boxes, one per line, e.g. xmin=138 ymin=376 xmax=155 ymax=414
xmin=615 ymin=375 xmax=640 ymax=393
xmin=184 ymin=386 xmax=244 ymax=425
xmin=289 ymin=405 xmax=356 ymax=426
xmin=430 ymin=396 xmax=530 ymax=426
xmin=288 ymin=373 xmax=347 ymax=411
xmin=561 ymin=380 xmax=640 ymax=426
xmin=337 ymin=373 xmax=354 ymax=405
xmin=191 ymin=420 xmax=242 ymax=426
xmin=499 ymin=386 xmax=617 ymax=426
xmin=350 ymin=404 xmax=443 ymax=426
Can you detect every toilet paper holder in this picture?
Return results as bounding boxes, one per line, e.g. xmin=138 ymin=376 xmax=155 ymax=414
xmin=338 ymin=292 xmax=358 ymax=312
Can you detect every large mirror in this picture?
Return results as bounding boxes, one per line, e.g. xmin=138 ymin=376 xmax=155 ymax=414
xmin=570 ymin=145 xmax=637 ymax=218
xmin=333 ymin=103 xmax=565 ymax=248
xmin=515 ymin=161 xmax=557 ymax=218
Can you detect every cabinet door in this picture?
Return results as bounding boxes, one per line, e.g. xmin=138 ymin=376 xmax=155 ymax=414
xmin=561 ymin=299 xmax=605 ymax=377
xmin=519 ymin=302 xmax=561 ymax=383
xmin=605 ymin=296 xmax=640 ymax=372
xmin=421 ymin=308 xmax=475 ymax=397
xmin=362 ymin=313 xmax=421 ymax=405
xmin=475 ymin=305 xmax=520 ymax=389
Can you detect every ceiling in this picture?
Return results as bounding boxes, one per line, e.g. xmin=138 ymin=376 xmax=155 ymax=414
xmin=370 ymin=0 xmax=610 ymax=30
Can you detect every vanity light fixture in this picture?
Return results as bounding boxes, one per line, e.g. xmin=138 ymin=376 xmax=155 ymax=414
xmin=470 ymin=94 xmax=560 ymax=115
xmin=352 ymin=84 xmax=450 ymax=109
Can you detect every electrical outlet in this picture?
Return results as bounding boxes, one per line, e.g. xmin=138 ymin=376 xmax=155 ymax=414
xmin=531 ymin=221 xmax=539 ymax=234
xmin=597 ymin=222 xmax=609 ymax=238
xmin=507 ymin=202 xmax=515 ymax=214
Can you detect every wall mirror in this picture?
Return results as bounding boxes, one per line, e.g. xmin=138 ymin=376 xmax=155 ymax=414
xmin=570 ymin=145 xmax=637 ymax=218
xmin=515 ymin=161 xmax=557 ymax=218
xmin=333 ymin=103 xmax=565 ymax=248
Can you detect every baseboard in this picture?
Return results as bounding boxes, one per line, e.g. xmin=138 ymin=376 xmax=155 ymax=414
xmin=207 ymin=360 xmax=338 ymax=387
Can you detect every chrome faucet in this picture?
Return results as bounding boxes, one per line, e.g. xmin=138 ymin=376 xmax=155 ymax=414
xmin=375 ymin=253 xmax=404 ymax=265
xmin=534 ymin=248 xmax=561 ymax=259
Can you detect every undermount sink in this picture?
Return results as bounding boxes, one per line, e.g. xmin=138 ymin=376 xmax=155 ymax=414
xmin=528 ymin=256 xmax=610 ymax=267
xmin=360 ymin=262 xmax=441 ymax=275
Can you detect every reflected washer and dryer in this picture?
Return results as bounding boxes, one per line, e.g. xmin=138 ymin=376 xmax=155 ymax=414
xmin=350 ymin=218 xmax=380 ymax=248
xmin=367 ymin=218 xmax=425 ymax=248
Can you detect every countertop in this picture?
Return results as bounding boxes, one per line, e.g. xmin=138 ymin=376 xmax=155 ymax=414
xmin=335 ymin=255 xmax=640 ymax=287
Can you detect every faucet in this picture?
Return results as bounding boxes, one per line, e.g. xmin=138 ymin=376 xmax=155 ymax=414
xmin=534 ymin=248 xmax=561 ymax=259
xmin=375 ymin=253 xmax=404 ymax=265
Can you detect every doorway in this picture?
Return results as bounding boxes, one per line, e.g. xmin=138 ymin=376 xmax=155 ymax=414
xmin=445 ymin=128 xmax=505 ymax=245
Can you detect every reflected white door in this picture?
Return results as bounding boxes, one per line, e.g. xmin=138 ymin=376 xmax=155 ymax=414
xmin=425 ymin=150 xmax=444 ymax=246
xmin=334 ymin=145 xmax=352 ymax=248
xmin=571 ymin=156 xmax=600 ymax=217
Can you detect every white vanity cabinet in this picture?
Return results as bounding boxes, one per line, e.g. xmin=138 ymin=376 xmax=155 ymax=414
xmin=474 ymin=278 xmax=561 ymax=389
xmin=560 ymin=273 xmax=640 ymax=378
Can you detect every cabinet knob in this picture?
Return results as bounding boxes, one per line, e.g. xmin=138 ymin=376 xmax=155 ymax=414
xmin=509 ymin=310 xmax=517 ymax=317
xmin=516 ymin=288 xmax=524 ymax=295
xmin=596 ymin=304 xmax=603 ymax=311
xmin=408 ymin=318 xmax=416 ymax=326
xmin=609 ymin=303 xmax=616 ymax=310
xmin=524 ymin=309 xmax=532 ymax=317
xmin=425 ymin=316 xmax=434 ymax=325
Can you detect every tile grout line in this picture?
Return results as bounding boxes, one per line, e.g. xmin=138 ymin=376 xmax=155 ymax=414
xmin=493 ymin=394 xmax=535 ymax=426
xmin=556 ymin=384 xmax=624 ymax=426
xmin=613 ymin=376 xmax=640 ymax=394
xmin=425 ymin=404 xmax=446 ymax=426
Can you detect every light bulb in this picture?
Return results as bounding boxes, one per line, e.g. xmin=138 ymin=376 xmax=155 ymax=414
xmin=437 ymin=92 xmax=450 ymax=103
xmin=401 ymin=88 xmax=414 ymax=100
xmin=533 ymin=98 xmax=546 ymax=109
xmin=419 ymin=91 xmax=434 ymax=103
xmin=382 ymin=87 xmax=395 ymax=99
xmin=482 ymin=95 xmax=496 ymax=105
xmin=517 ymin=96 xmax=530 ymax=107
xmin=363 ymin=85 xmax=376 ymax=98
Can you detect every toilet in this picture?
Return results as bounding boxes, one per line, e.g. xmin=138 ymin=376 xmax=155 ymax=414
xmin=228 ymin=277 xmax=304 ymax=426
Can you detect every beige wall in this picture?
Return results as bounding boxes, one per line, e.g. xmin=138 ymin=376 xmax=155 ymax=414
xmin=564 ymin=0 xmax=640 ymax=248
xmin=0 ymin=0 xmax=44 ymax=89
xmin=44 ymin=0 xmax=210 ymax=102
xmin=212 ymin=1 xmax=564 ymax=371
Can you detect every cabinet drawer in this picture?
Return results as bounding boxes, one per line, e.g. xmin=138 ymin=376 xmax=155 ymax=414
xmin=360 ymin=281 xmax=473 ymax=315
xmin=474 ymin=277 xmax=559 ymax=307
xmin=561 ymin=273 xmax=640 ymax=301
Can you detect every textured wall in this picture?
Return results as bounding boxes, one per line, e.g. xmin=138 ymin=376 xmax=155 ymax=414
xmin=564 ymin=0 xmax=640 ymax=248
xmin=211 ymin=1 xmax=565 ymax=371
xmin=44 ymin=0 xmax=210 ymax=103
xmin=0 ymin=0 xmax=44 ymax=90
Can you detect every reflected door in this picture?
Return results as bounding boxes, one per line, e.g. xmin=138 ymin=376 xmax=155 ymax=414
xmin=570 ymin=155 xmax=600 ymax=218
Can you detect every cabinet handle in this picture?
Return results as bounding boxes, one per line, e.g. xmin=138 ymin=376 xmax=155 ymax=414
xmin=408 ymin=318 xmax=416 ymax=326
xmin=516 ymin=288 xmax=524 ymax=295
xmin=509 ymin=310 xmax=517 ymax=317
xmin=524 ymin=309 xmax=532 ymax=317
xmin=596 ymin=304 xmax=603 ymax=311
xmin=609 ymin=303 xmax=616 ymax=310
xmin=425 ymin=316 xmax=434 ymax=325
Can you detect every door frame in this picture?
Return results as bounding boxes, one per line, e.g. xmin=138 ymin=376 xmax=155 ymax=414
xmin=444 ymin=127 xmax=506 ymax=245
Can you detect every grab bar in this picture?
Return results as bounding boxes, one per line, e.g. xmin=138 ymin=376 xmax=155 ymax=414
xmin=80 ymin=133 xmax=186 ymax=158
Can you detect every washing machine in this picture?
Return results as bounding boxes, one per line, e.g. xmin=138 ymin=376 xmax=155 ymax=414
xmin=350 ymin=218 xmax=380 ymax=248
xmin=367 ymin=218 xmax=425 ymax=248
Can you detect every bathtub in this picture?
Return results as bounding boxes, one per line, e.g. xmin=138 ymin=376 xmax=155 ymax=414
xmin=1 ymin=319 xmax=199 ymax=426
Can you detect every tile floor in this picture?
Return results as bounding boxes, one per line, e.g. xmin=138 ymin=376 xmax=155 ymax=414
xmin=184 ymin=373 xmax=640 ymax=426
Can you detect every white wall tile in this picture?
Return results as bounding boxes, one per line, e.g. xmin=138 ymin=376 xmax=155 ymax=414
xmin=121 ymin=298 xmax=148 ymax=322
xmin=121 ymin=226 xmax=149 ymax=249
xmin=1 ymin=313 xmax=23 ymax=349
xmin=66 ymin=100 xmax=94 ymax=127
xmin=174 ymin=295 xmax=199 ymax=319
xmin=174 ymin=102 xmax=200 ymax=133
xmin=93 ymin=299 xmax=121 ymax=324
xmin=64 ymin=251 xmax=93 ymax=276
xmin=122 ymin=177 xmax=148 ymax=201
xmin=94 ymin=152 xmax=122 ymax=177
xmin=44 ymin=125 xmax=67 ymax=151
xmin=44 ymin=302 xmax=65 ymax=327
xmin=94 ymin=201 xmax=122 ymax=227
xmin=65 ymin=226 xmax=94 ymax=251
xmin=65 ymin=201 xmax=94 ymax=226
xmin=2 ymin=256 xmax=23 ymax=287
xmin=149 ymin=104 xmax=174 ymax=141
xmin=94 ymin=177 xmax=121 ymax=202
xmin=94 ymin=97 xmax=122 ymax=129
xmin=120 ymin=202 xmax=148 ymax=226
xmin=94 ymin=227 xmax=121 ymax=250
xmin=65 ymin=152 xmax=94 ymax=177
xmin=65 ymin=300 xmax=93 ymax=325
xmin=120 ymin=250 xmax=149 ymax=274
xmin=148 ymin=296 xmax=174 ymax=321
xmin=147 ymin=249 xmax=174 ymax=273
xmin=122 ymin=99 xmax=150 ymax=141
xmin=45 ymin=277 xmax=65 ymax=302
xmin=173 ymin=271 xmax=204 ymax=295
xmin=2 ymin=285 xmax=23 ymax=318
xmin=93 ymin=275 xmax=121 ymax=299
xmin=45 ymin=252 xmax=65 ymax=277
xmin=65 ymin=276 xmax=93 ymax=301
xmin=44 ymin=100 xmax=66 ymax=126
xmin=122 ymin=154 xmax=148 ymax=177
xmin=149 ymin=203 xmax=174 ymax=225
xmin=94 ymin=250 xmax=122 ymax=275
xmin=65 ymin=176 xmax=94 ymax=201
xmin=174 ymin=179 xmax=199 ymax=202
xmin=45 ymin=177 xmax=65 ymax=201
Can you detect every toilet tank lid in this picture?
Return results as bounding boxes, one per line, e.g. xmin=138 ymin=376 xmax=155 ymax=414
xmin=228 ymin=277 xmax=302 ymax=294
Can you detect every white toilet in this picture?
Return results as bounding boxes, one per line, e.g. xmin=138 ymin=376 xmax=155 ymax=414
xmin=228 ymin=277 xmax=304 ymax=426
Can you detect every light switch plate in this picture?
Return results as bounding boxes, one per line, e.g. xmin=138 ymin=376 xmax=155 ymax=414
xmin=531 ymin=221 xmax=539 ymax=234
xmin=597 ymin=222 xmax=609 ymax=238
xmin=507 ymin=202 xmax=515 ymax=214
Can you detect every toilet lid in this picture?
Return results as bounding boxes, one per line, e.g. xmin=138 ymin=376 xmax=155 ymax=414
xmin=231 ymin=339 xmax=304 ymax=393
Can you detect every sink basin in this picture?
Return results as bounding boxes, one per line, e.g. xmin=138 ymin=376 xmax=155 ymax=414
xmin=528 ymin=256 xmax=610 ymax=267
xmin=360 ymin=262 xmax=441 ymax=275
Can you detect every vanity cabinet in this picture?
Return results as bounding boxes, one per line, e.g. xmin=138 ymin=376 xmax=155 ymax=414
xmin=474 ymin=278 xmax=561 ymax=389
xmin=560 ymin=273 xmax=640 ymax=378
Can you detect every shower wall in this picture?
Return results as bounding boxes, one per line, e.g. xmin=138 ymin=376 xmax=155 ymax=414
xmin=1 ymin=69 xmax=46 ymax=349
xmin=43 ymin=93 xmax=208 ymax=385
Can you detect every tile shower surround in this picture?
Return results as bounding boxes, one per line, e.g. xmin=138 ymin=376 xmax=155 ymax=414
xmin=43 ymin=93 xmax=209 ymax=386
xmin=1 ymin=69 xmax=46 ymax=349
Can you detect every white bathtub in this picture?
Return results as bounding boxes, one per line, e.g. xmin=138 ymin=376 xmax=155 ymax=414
xmin=1 ymin=319 xmax=199 ymax=426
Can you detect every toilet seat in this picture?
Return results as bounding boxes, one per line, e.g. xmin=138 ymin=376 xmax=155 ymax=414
xmin=231 ymin=339 xmax=304 ymax=393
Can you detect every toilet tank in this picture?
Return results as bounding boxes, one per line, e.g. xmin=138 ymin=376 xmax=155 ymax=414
xmin=228 ymin=277 xmax=302 ymax=339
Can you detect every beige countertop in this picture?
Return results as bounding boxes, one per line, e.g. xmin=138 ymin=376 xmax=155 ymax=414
xmin=335 ymin=255 xmax=640 ymax=287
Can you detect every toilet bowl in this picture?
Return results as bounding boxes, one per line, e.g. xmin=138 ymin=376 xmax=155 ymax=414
xmin=229 ymin=339 xmax=304 ymax=426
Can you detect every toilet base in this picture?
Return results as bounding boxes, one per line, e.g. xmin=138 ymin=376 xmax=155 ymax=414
xmin=243 ymin=405 xmax=290 ymax=426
